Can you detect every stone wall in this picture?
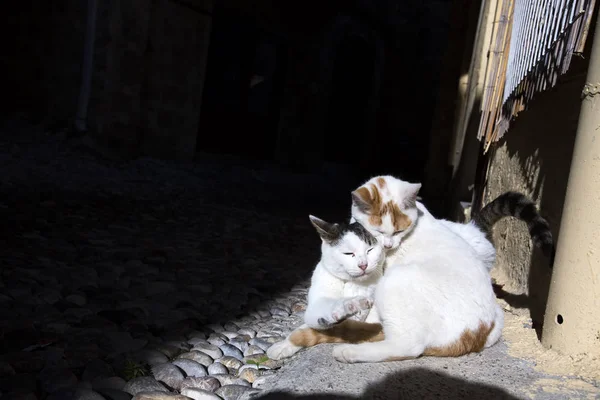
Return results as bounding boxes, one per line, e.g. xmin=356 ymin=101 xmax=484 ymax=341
xmin=482 ymin=66 xmax=587 ymax=327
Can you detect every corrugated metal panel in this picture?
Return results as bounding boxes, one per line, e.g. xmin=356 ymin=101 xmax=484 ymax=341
xmin=477 ymin=0 xmax=597 ymax=152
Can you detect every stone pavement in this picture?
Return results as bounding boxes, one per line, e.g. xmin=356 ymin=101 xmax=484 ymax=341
xmin=255 ymin=318 xmax=600 ymax=400
xmin=1 ymin=119 xmax=598 ymax=400
xmin=0 ymin=119 xmax=354 ymax=400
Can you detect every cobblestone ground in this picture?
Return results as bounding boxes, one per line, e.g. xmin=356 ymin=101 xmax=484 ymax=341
xmin=0 ymin=119 xmax=356 ymax=400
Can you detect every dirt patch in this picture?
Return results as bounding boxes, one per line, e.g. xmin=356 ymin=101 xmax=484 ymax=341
xmin=499 ymin=298 xmax=600 ymax=395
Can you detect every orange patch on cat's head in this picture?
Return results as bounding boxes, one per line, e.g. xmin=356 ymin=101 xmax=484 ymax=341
xmin=352 ymin=183 xmax=411 ymax=230
xmin=380 ymin=201 xmax=411 ymax=231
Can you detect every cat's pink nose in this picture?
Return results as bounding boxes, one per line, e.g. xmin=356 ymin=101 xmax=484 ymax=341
xmin=358 ymin=263 xmax=368 ymax=271
xmin=384 ymin=243 xmax=393 ymax=249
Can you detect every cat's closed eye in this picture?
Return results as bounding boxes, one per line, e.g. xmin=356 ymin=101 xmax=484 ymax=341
xmin=367 ymin=247 xmax=374 ymax=253
xmin=393 ymin=230 xmax=404 ymax=235
xmin=342 ymin=252 xmax=355 ymax=257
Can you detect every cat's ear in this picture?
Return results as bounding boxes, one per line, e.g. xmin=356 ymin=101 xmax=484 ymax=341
xmin=404 ymin=183 xmax=422 ymax=208
xmin=309 ymin=215 xmax=341 ymax=242
xmin=351 ymin=188 xmax=372 ymax=213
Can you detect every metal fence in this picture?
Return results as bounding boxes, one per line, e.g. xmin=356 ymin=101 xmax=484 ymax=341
xmin=477 ymin=0 xmax=597 ymax=152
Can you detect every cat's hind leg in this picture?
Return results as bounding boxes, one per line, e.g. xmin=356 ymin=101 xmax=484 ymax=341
xmin=332 ymin=321 xmax=426 ymax=363
xmin=485 ymin=304 xmax=504 ymax=348
xmin=332 ymin=339 xmax=425 ymax=364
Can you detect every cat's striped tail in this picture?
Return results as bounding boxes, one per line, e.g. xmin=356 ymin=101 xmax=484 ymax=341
xmin=472 ymin=191 xmax=555 ymax=266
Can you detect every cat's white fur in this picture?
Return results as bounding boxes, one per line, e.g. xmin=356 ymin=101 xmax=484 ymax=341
xmin=268 ymin=175 xmax=502 ymax=362
xmin=351 ymin=176 xmax=496 ymax=271
xmin=267 ymin=216 xmax=384 ymax=360
xmin=332 ymin=176 xmax=503 ymax=362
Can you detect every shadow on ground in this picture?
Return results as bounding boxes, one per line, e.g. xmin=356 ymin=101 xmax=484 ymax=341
xmin=255 ymin=367 xmax=520 ymax=400
xmin=0 ymin=118 xmax=381 ymax=398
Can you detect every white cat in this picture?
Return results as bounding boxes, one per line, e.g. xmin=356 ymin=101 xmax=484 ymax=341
xmin=268 ymin=175 xmax=554 ymax=363
xmin=351 ymin=176 xmax=554 ymax=271
xmin=266 ymin=215 xmax=385 ymax=360
xmin=322 ymin=176 xmax=503 ymax=362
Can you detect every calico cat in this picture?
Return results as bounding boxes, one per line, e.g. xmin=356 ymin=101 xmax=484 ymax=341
xmin=268 ymin=176 xmax=554 ymax=362
xmin=351 ymin=176 xmax=555 ymax=271
xmin=266 ymin=215 xmax=385 ymax=360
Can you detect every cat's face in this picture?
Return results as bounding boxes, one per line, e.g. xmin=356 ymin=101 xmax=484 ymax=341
xmin=310 ymin=215 xmax=385 ymax=281
xmin=350 ymin=175 xmax=421 ymax=251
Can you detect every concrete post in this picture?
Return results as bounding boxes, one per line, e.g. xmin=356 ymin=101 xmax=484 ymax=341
xmin=541 ymin=14 xmax=600 ymax=356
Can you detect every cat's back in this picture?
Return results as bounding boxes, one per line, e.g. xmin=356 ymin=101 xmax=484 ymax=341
xmin=394 ymin=207 xmax=489 ymax=279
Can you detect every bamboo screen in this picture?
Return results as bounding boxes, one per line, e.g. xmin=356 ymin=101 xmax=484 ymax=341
xmin=477 ymin=0 xmax=597 ymax=153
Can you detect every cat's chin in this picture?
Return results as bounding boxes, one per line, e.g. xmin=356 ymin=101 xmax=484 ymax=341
xmin=349 ymin=271 xmax=373 ymax=280
xmin=385 ymin=242 xmax=402 ymax=253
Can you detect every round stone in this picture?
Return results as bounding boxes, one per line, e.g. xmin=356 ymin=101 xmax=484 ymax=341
xmin=223 ymin=322 xmax=239 ymax=332
xmin=187 ymin=337 xmax=210 ymax=347
xmin=219 ymin=344 xmax=243 ymax=360
xmin=239 ymin=368 xmax=260 ymax=384
xmin=292 ymin=303 xmax=306 ymax=313
xmin=206 ymin=337 xmax=226 ymax=347
xmin=186 ymin=331 xmax=206 ymax=340
xmin=269 ymin=307 xmax=289 ymax=317
xmin=248 ymin=338 xmax=272 ymax=352
xmin=131 ymin=392 xmax=191 ymax=400
xmin=243 ymin=355 xmax=282 ymax=370
xmin=151 ymin=363 xmax=185 ymax=391
xmin=152 ymin=343 xmax=182 ymax=359
xmin=165 ymin=340 xmax=192 ymax=351
xmin=237 ymin=328 xmax=256 ymax=338
xmin=243 ymin=345 xmax=264 ymax=357
xmin=220 ymin=331 xmax=238 ymax=340
xmin=206 ymin=323 xmax=224 ymax=333
xmin=209 ymin=374 xmax=250 ymax=387
xmin=177 ymin=351 xmax=213 ymax=367
xmin=180 ymin=376 xmax=221 ymax=392
xmin=207 ymin=362 xmax=228 ymax=375
xmin=123 ymin=376 xmax=168 ymax=395
xmin=180 ymin=388 xmax=222 ymax=400
xmin=207 ymin=332 xmax=228 ymax=342
xmin=215 ymin=384 xmax=255 ymax=400
xmin=171 ymin=359 xmax=207 ymax=378
xmin=227 ymin=340 xmax=248 ymax=353
xmin=260 ymin=336 xmax=284 ymax=344
xmin=216 ymin=356 xmax=243 ymax=372
xmin=132 ymin=349 xmax=169 ymax=366
xmin=192 ymin=344 xmax=222 ymax=360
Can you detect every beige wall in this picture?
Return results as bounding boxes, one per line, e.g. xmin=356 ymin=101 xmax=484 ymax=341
xmin=482 ymin=69 xmax=586 ymax=328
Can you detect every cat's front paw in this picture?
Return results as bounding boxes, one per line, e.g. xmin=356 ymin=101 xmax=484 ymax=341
xmin=326 ymin=296 xmax=374 ymax=325
xmin=340 ymin=296 xmax=373 ymax=318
